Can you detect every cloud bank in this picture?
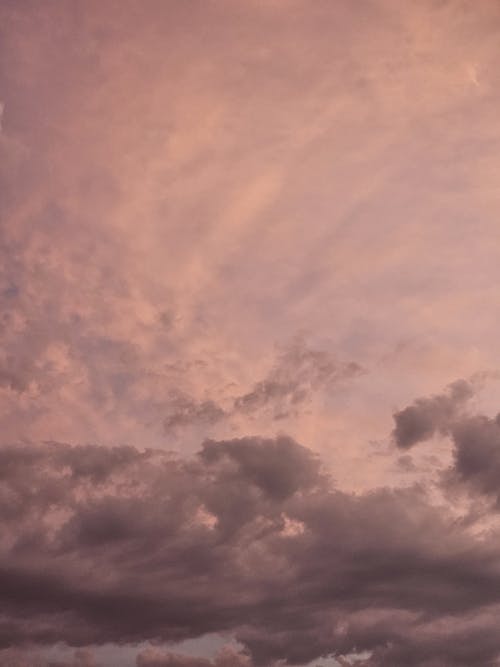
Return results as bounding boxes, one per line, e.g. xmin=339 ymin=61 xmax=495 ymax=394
xmin=1 ymin=433 xmax=500 ymax=665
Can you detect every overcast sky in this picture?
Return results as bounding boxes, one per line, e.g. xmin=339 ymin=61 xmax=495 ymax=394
xmin=2 ymin=1 xmax=500 ymax=665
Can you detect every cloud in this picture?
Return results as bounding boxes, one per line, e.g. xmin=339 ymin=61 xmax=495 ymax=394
xmin=354 ymin=606 xmax=500 ymax=666
xmin=162 ymin=338 xmax=363 ymax=433
xmin=4 ymin=0 xmax=500 ymax=665
xmin=443 ymin=413 xmax=500 ymax=507
xmin=2 ymin=437 xmax=500 ymax=665
xmin=392 ymin=379 xmax=474 ymax=449
xmin=163 ymin=395 xmax=227 ymax=431
xmin=0 ymin=648 xmax=98 ymax=667
xmin=233 ymin=337 xmax=363 ymax=419
xmin=135 ymin=646 xmax=251 ymax=667
xmin=392 ymin=380 xmax=500 ymax=509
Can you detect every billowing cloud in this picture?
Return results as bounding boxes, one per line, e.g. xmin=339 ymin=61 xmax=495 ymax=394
xmin=2 ymin=436 xmax=500 ymax=665
xmin=392 ymin=379 xmax=474 ymax=449
xmin=392 ymin=381 xmax=500 ymax=509
xmin=449 ymin=414 xmax=500 ymax=503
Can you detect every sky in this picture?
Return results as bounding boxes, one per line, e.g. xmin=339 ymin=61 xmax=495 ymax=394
xmin=2 ymin=0 xmax=500 ymax=665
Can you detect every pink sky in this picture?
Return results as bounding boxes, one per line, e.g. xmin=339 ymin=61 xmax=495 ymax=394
xmin=2 ymin=1 xmax=500 ymax=665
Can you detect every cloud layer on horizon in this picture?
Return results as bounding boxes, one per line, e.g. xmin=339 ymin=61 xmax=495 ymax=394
xmin=1 ymin=431 xmax=500 ymax=666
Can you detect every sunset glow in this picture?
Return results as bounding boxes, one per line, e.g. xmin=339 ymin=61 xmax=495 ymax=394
xmin=2 ymin=2 xmax=500 ymax=665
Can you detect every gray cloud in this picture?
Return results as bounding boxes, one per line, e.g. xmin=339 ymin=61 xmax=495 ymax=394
xmin=392 ymin=379 xmax=474 ymax=449
xmin=392 ymin=380 xmax=500 ymax=509
xmin=2 ymin=437 xmax=500 ymax=665
xmin=444 ymin=413 xmax=500 ymax=506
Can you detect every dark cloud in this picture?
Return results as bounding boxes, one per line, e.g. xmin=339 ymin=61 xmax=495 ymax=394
xmin=392 ymin=379 xmax=473 ymax=449
xmin=199 ymin=435 xmax=322 ymax=500
xmin=2 ymin=437 xmax=500 ymax=665
xmin=444 ymin=413 xmax=500 ymax=506
xmin=392 ymin=381 xmax=500 ymax=508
